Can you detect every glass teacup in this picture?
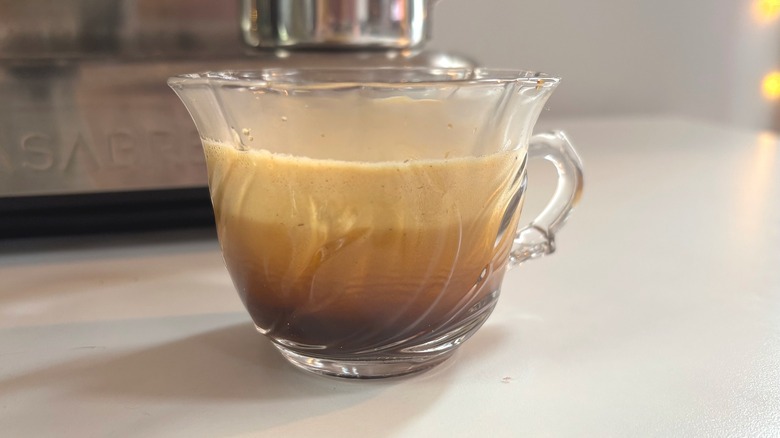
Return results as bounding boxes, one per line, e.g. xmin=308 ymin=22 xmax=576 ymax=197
xmin=169 ymin=68 xmax=583 ymax=378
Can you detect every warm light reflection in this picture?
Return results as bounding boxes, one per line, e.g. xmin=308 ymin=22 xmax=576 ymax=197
xmin=762 ymin=71 xmax=780 ymax=100
xmin=755 ymin=0 xmax=780 ymax=22
xmin=757 ymin=131 xmax=778 ymax=147
xmin=736 ymin=132 xmax=778 ymax=247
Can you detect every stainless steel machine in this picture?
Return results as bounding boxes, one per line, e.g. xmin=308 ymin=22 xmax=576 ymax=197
xmin=0 ymin=0 xmax=470 ymax=237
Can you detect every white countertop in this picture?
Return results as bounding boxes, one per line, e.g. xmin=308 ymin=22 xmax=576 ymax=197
xmin=2 ymin=117 xmax=779 ymax=437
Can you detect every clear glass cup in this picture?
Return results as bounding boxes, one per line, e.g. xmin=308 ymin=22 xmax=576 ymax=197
xmin=169 ymin=68 xmax=583 ymax=378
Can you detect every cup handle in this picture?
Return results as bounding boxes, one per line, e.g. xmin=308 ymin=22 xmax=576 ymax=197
xmin=509 ymin=131 xmax=584 ymax=267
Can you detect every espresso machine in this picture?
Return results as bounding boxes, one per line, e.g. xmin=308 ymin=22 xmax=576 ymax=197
xmin=0 ymin=0 xmax=471 ymax=237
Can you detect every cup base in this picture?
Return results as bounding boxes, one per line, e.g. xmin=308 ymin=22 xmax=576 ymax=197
xmin=274 ymin=344 xmax=456 ymax=379
xmin=268 ymin=290 xmax=499 ymax=379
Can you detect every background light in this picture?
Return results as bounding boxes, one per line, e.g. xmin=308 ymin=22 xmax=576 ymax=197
xmin=762 ymin=71 xmax=780 ymax=100
xmin=755 ymin=0 xmax=780 ymax=22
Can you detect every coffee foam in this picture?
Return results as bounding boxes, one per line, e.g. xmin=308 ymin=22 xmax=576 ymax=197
xmin=203 ymin=140 xmax=524 ymax=228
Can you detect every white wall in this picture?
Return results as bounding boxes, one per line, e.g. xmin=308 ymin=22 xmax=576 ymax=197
xmin=429 ymin=0 xmax=780 ymax=129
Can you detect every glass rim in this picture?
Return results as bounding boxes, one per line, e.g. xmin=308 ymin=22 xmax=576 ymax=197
xmin=167 ymin=67 xmax=561 ymax=89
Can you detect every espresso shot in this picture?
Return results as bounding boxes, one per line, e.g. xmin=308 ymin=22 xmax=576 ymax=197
xmin=206 ymin=141 xmax=526 ymax=354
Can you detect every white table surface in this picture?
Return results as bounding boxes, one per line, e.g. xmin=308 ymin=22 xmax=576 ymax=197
xmin=1 ymin=117 xmax=779 ymax=437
